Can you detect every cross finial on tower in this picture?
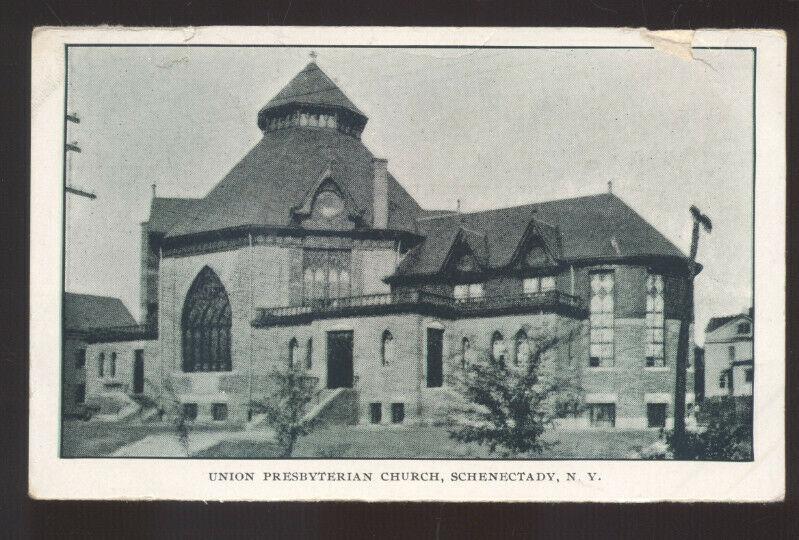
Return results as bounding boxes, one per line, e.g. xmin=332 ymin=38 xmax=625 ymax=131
xmin=309 ymin=50 xmax=318 ymax=62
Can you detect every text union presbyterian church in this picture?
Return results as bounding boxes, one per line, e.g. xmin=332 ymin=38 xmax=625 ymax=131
xmin=73 ymin=60 xmax=697 ymax=430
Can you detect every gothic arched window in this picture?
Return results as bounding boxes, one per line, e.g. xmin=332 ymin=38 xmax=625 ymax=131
xmin=461 ymin=337 xmax=470 ymax=369
xmin=514 ymin=330 xmax=530 ymax=367
xmin=381 ymin=330 xmax=394 ymax=366
xmin=491 ymin=331 xmax=506 ymax=363
xmin=288 ymin=338 xmax=299 ymax=368
xmin=305 ymin=338 xmax=313 ymax=369
xmin=181 ymin=266 xmax=232 ymax=373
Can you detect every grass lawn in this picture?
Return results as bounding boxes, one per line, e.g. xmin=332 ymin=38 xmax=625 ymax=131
xmin=195 ymin=425 xmax=662 ymax=459
xmin=61 ymin=420 xmax=184 ymax=457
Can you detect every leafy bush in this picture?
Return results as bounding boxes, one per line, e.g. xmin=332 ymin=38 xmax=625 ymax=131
xmin=666 ymin=396 xmax=752 ymax=460
xmin=250 ymin=364 xmax=319 ymax=457
xmin=446 ymin=327 xmax=581 ymax=458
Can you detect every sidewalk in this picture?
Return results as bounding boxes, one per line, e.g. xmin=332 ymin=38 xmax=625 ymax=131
xmin=112 ymin=428 xmax=275 ymax=457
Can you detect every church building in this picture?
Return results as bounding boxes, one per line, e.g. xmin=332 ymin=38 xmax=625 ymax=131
xmin=81 ymin=60 xmax=696 ymax=430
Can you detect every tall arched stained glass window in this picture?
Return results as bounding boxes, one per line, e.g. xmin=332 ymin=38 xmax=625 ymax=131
xmin=182 ymin=266 xmax=232 ymax=372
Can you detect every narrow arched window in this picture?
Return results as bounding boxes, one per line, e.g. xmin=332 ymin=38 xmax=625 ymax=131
xmin=514 ymin=330 xmax=530 ymax=367
xmin=98 ymin=352 xmax=105 ymax=378
xmin=110 ymin=352 xmax=117 ymax=378
xmin=182 ymin=266 xmax=232 ymax=372
xmin=461 ymin=337 xmax=470 ymax=369
xmin=288 ymin=338 xmax=299 ymax=368
xmin=305 ymin=338 xmax=313 ymax=369
xmin=381 ymin=330 xmax=394 ymax=366
xmin=491 ymin=331 xmax=506 ymax=362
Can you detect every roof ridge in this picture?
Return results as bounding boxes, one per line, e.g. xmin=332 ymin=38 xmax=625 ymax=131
xmin=422 ymin=192 xmax=614 ymax=219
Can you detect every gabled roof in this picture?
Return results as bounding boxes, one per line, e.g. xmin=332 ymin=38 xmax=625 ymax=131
xmin=706 ymin=310 xmax=753 ymax=334
xmin=259 ymin=62 xmax=366 ymax=120
xmin=392 ymin=193 xmax=686 ymax=279
xmin=146 ymin=197 xmax=200 ymax=235
xmin=165 ymin=127 xmax=422 ymax=238
xmin=64 ymin=292 xmax=136 ymax=332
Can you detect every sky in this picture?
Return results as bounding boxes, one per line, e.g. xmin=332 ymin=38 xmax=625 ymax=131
xmin=64 ymin=46 xmax=754 ymax=343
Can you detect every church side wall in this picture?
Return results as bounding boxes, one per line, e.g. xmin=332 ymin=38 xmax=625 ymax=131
xmin=158 ymin=244 xmax=289 ymax=424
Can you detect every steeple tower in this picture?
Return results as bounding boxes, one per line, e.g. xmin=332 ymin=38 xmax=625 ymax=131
xmin=257 ymin=59 xmax=368 ymax=138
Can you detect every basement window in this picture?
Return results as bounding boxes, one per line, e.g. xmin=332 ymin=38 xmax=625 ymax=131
xmin=183 ymin=403 xmax=198 ymax=422
xmin=212 ymin=403 xmax=228 ymax=421
xmin=391 ymin=403 xmax=405 ymax=424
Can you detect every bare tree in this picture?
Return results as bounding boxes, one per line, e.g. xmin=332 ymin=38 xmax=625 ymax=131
xmin=446 ymin=324 xmax=583 ymax=458
xmin=250 ymin=363 xmax=319 ymax=458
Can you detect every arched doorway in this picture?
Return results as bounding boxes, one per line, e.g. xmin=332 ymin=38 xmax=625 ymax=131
xmin=182 ymin=266 xmax=232 ymax=372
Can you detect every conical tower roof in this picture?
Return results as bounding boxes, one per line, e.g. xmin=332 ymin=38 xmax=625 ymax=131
xmin=257 ymin=61 xmax=366 ymax=131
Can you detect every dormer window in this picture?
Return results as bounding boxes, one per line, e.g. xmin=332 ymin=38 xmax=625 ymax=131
xmin=526 ymin=245 xmax=549 ymax=267
xmin=455 ymin=253 xmax=476 ymax=272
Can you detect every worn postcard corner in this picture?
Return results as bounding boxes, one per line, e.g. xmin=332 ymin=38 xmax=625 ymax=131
xmin=29 ymin=26 xmax=785 ymax=502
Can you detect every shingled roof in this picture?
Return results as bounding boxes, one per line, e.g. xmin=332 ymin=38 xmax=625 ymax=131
xmin=259 ymin=61 xmax=366 ymax=121
xmin=147 ymin=197 xmax=200 ymax=235
xmin=706 ymin=309 xmax=753 ymax=333
xmin=64 ymin=292 xmax=136 ymax=332
xmin=165 ymin=124 xmax=422 ymax=237
xmin=393 ymin=193 xmax=687 ymax=279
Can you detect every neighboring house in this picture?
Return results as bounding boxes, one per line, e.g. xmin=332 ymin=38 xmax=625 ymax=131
xmin=80 ymin=60 xmax=697 ymax=429
xmin=704 ymin=309 xmax=754 ymax=398
xmin=63 ymin=292 xmax=137 ymax=416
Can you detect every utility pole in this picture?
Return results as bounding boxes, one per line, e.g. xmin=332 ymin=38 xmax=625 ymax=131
xmin=65 ymin=113 xmax=96 ymax=200
xmin=673 ymin=205 xmax=712 ymax=457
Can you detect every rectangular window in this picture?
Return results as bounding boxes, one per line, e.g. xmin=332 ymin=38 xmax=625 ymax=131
xmin=589 ymin=271 xmax=615 ymax=367
xmin=588 ymin=403 xmax=616 ymax=428
xmin=109 ymin=352 xmax=117 ymax=378
xmin=426 ymin=328 xmax=444 ymax=388
xmin=183 ymin=403 xmax=198 ymax=421
xmin=98 ymin=353 xmax=105 ymax=378
xmin=745 ymin=368 xmax=754 ymax=383
xmin=454 ymin=283 xmax=483 ymax=302
xmin=75 ymin=348 xmax=86 ymax=369
xmin=212 ymin=403 xmax=228 ymax=421
xmin=523 ymin=276 xmax=556 ymax=295
xmin=645 ymin=273 xmax=665 ymax=367
xmin=738 ymin=322 xmax=751 ymax=334
xmin=369 ymin=403 xmax=382 ymax=424
xmin=647 ymin=403 xmax=667 ymax=428
xmin=75 ymin=384 xmax=86 ymax=404
xmin=391 ymin=403 xmax=405 ymax=424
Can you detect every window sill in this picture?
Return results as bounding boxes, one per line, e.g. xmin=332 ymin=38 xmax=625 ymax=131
xmin=644 ymin=366 xmax=670 ymax=372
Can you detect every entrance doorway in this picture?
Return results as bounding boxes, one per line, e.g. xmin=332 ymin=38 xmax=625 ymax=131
xmin=133 ymin=349 xmax=145 ymax=394
xmin=647 ymin=403 xmax=667 ymax=428
xmin=327 ymin=330 xmax=354 ymax=389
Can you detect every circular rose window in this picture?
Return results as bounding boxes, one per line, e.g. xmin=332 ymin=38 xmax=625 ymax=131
xmin=315 ymin=190 xmax=344 ymax=219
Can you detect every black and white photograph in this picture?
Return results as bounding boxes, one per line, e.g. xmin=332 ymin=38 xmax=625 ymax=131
xmin=29 ymin=27 xmax=786 ymax=502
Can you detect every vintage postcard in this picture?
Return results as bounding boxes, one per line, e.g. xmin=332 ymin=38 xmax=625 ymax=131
xmin=29 ymin=27 xmax=785 ymax=501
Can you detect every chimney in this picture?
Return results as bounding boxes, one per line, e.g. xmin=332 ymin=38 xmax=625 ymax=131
xmin=372 ymin=157 xmax=388 ymax=229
